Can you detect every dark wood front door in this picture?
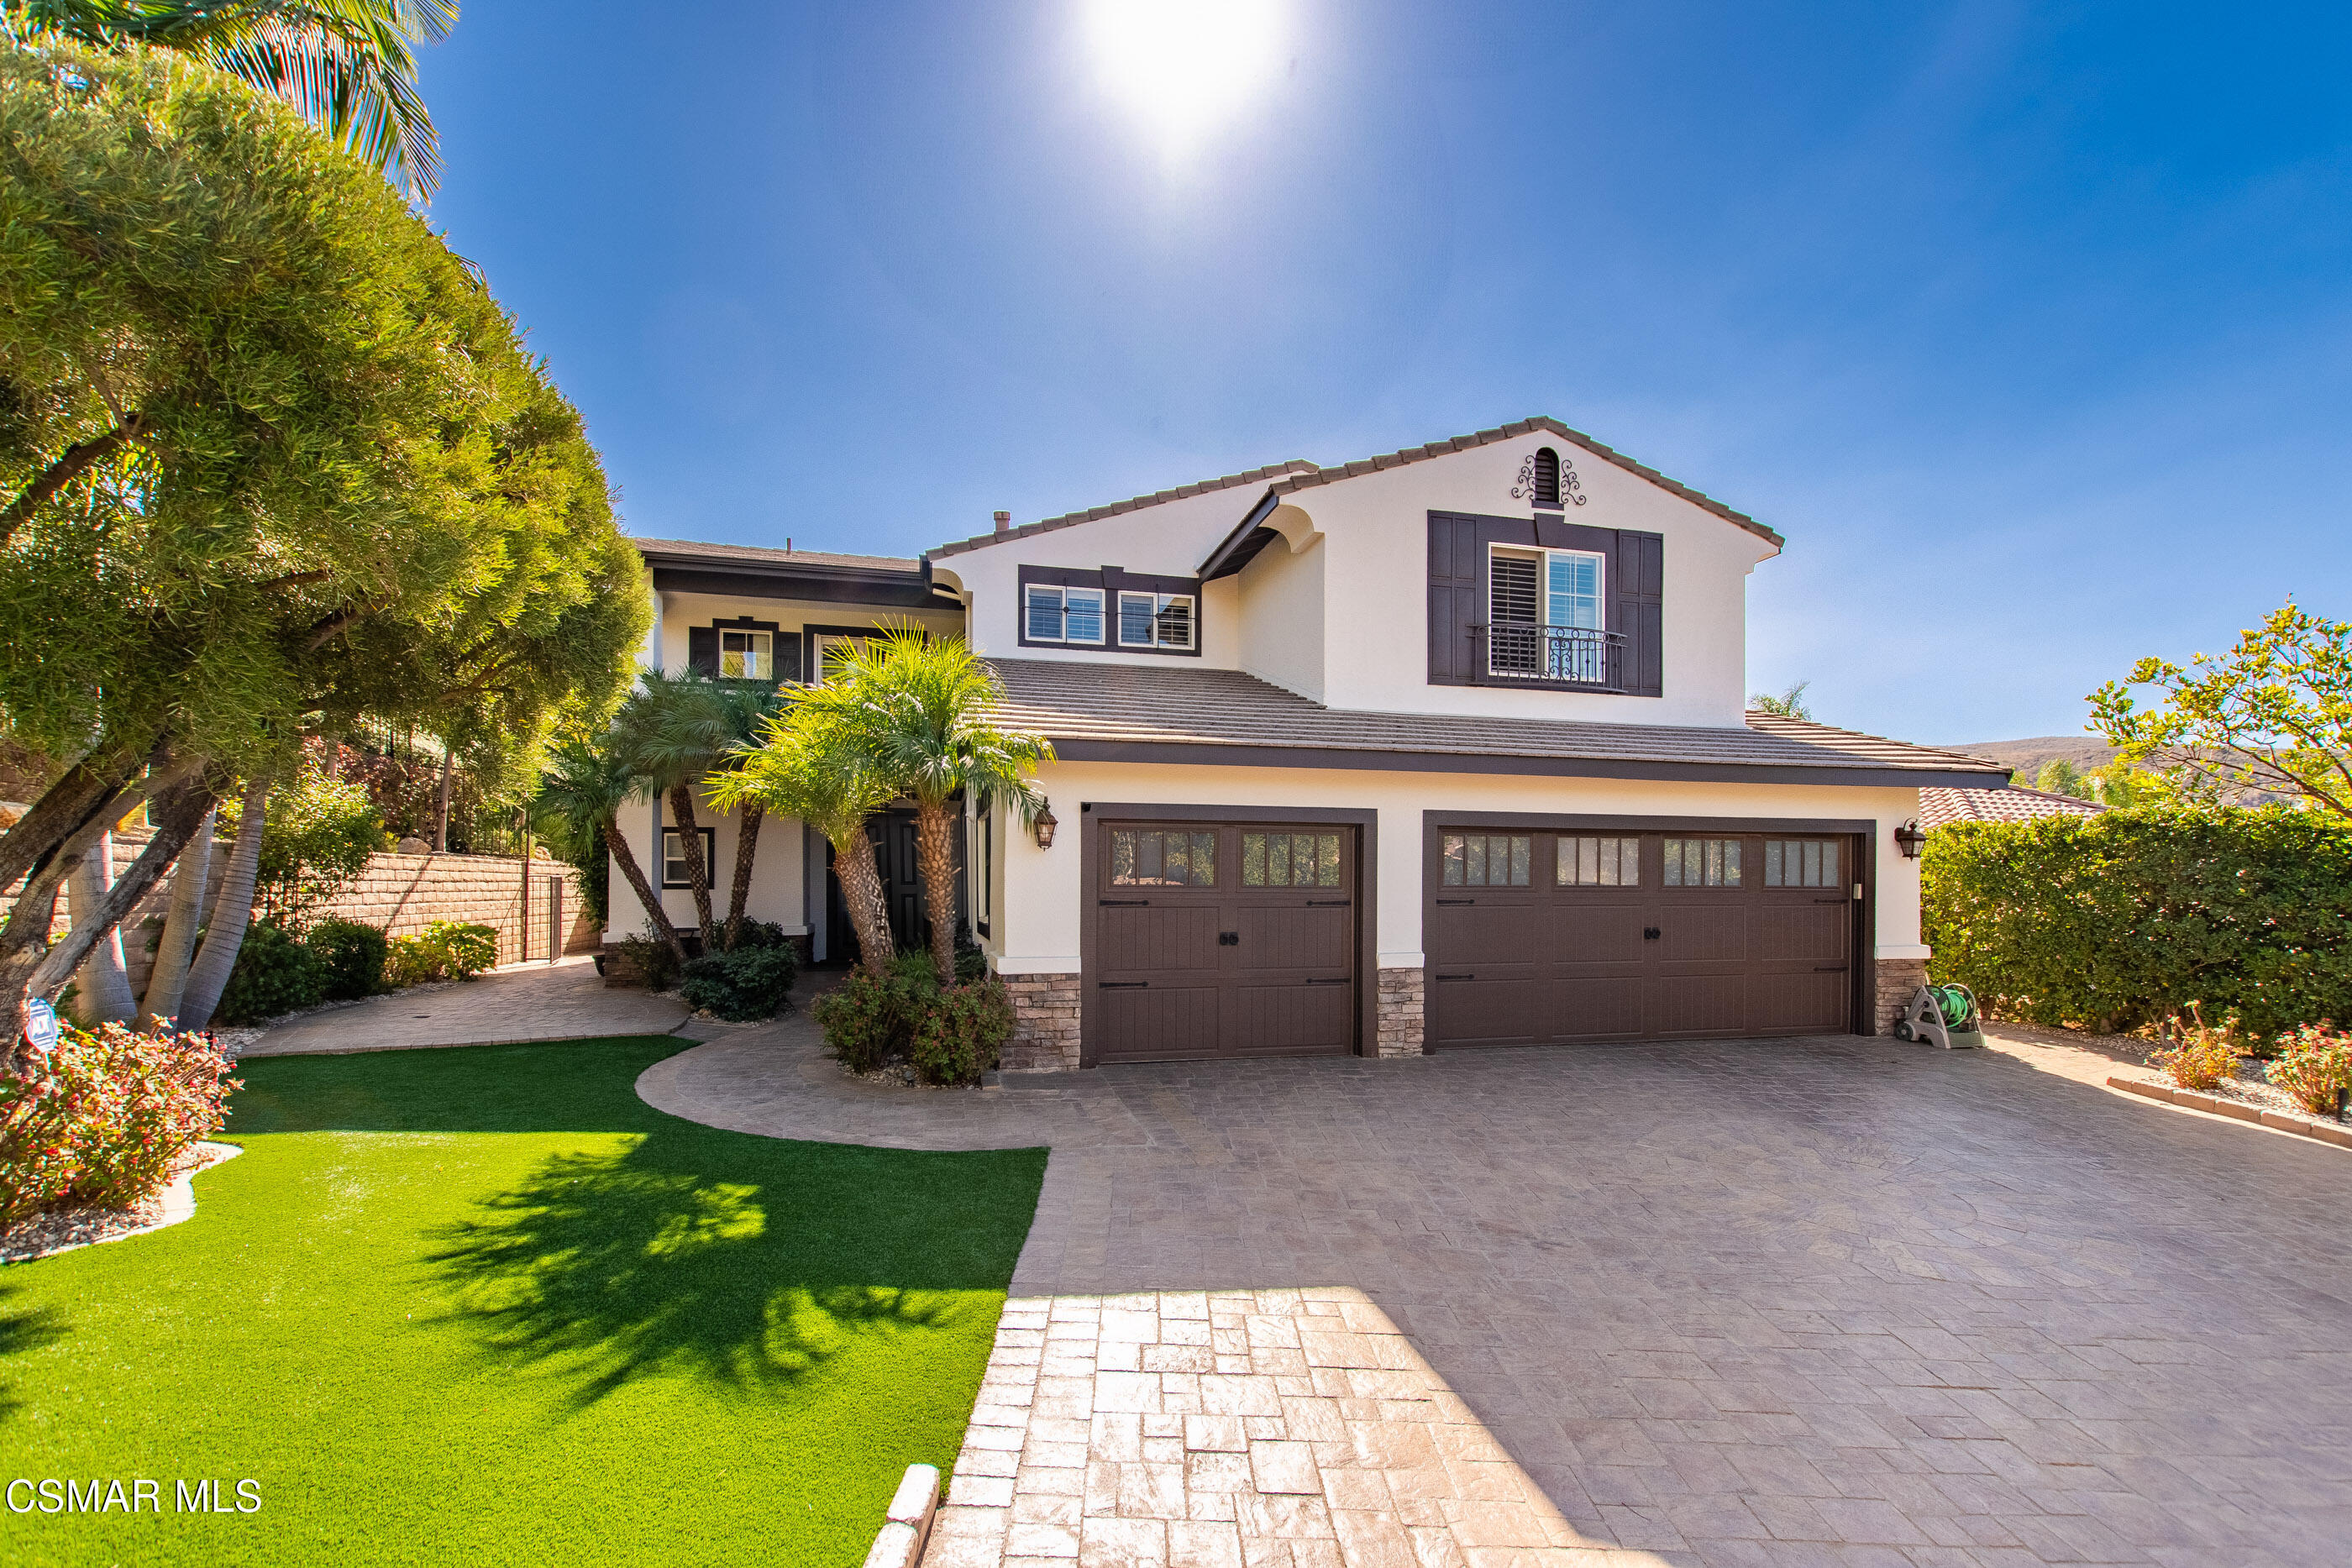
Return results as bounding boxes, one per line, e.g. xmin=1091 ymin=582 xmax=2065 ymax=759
xmin=1092 ymin=821 xmax=1358 ymax=1063
xmin=1429 ymin=829 xmax=1856 ymax=1046
xmin=825 ymin=810 xmax=963 ymax=963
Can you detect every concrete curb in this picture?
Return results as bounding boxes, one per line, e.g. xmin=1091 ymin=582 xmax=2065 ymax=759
xmin=862 ymin=1462 xmax=939 ymax=1568
xmin=2107 ymin=1075 xmax=2352 ymax=1151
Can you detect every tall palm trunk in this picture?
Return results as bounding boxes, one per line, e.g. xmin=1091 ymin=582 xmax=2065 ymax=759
xmin=912 ymin=798 xmax=959 ymax=985
xmin=178 ymin=779 xmax=269 ymax=1030
xmin=67 ymin=831 xmax=138 ymax=1023
xmin=827 ymin=826 xmax=895 ymax=978
xmin=665 ymin=782 xmax=716 ymax=947
xmin=602 ymin=818 xmax=686 ymax=963
xmin=139 ymin=805 xmax=215 ymax=1028
xmin=724 ymin=800 xmax=764 ymax=950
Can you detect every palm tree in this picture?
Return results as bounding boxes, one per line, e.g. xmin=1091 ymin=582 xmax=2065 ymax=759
xmin=804 ymin=625 xmax=1052 ymax=984
xmin=707 ymin=712 xmax=900 ymax=978
xmin=612 ymin=670 xmax=734 ymax=952
xmin=6 ymin=0 xmax=455 ymax=200
xmin=706 ymin=678 xmax=790 ymax=950
xmin=538 ymin=736 xmax=685 ymax=965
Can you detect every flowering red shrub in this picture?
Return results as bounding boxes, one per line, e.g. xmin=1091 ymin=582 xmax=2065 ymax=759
xmin=0 ymin=1024 xmax=239 ymax=1232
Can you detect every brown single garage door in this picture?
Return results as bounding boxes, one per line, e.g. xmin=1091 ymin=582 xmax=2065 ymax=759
xmin=1429 ymin=827 xmax=1856 ymax=1046
xmin=1091 ymin=821 xmax=1358 ymax=1063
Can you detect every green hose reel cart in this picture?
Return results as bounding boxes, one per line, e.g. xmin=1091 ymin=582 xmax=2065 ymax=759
xmin=1893 ymin=982 xmax=1984 ymax=1049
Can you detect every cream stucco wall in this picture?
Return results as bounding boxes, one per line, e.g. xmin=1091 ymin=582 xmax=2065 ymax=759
xmin=984 ymin=760 xmax=1925 ymax=975
xmin=930 ymin=433 xmax=1774 ymax=726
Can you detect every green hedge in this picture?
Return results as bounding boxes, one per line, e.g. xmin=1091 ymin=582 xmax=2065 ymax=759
xmin=1922 ymin=807 xmax=2352 ymax=1039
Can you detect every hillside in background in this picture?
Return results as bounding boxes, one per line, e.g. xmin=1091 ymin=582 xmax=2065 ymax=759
xmin=1943 ymin=735 xmax=2118 ymax=783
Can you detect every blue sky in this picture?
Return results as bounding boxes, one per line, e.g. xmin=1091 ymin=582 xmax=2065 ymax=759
xmin=420 ymin=3 xmax=2352 ymax=743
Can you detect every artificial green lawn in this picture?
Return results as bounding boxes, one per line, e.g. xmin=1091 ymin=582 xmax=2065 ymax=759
xmin=0 ymin=1036 xmax=1047 ymax=1566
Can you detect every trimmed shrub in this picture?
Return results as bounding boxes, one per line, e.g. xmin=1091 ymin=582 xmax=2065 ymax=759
xmin=604 ymin=932 xmax=682 ymax=992
xmin=307 ymin=917 xmax=391 ymax=1002
xmin=2267 ymin=1025 xmax=2352 ymax=1118
xmin=1922 ymin=807 xmax=2352 ymax=1039
xmin=812 ymin=968 xmax=904 ymax=1072
xmin=0 ymin=1024 xmax=238 ymax=1231
xmin=215 ymin=918 xmax=325 ymax=1025
xmin=386 ymin=920 xmax=499 ymax=985
xmin=910 ymin=979 xmax=1014 ymax=1086
xmin=681 ymin=944 xmax=799 ymax=1021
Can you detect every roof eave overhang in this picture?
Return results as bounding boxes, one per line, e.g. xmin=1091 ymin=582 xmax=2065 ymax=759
xmin=1042 ymin=737 xmax=2008 ymax=788
xmin=645 ymin=556 xmax=937 ymax=610
xmin=1197 ymin=489 xmax=1285 ymax=580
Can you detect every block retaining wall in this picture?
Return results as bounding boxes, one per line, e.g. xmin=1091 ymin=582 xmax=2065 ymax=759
xmin=3 ymin=826 xmax=594 ymax=1004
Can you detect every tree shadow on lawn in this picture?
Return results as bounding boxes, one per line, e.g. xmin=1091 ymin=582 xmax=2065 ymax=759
xmin=423 ymin=1123 xmax=1040 ymax=1408
xmin=0 ymin=1285 xmax=70 ymax=1423
xmin=229 ymin=1035 xmax=1047 ymax=1410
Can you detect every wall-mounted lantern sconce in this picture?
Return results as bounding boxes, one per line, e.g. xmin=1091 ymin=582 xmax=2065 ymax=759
xmin=1893 ymin=819 xmax=1927 ymax=859
xmin=1033 ymin=805 xmax=1058 ymax=850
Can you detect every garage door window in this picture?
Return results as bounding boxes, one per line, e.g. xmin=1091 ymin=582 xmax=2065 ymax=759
xmin=1663 ymin=837 xmax=1740 ymax=887
xmin=1243 ymin=831 xmax=1342 ymax=887
xmin=1110 ymin=829 xmax=1216 ymax=886
xmin=1765 ymin=840 xmax=1841 ymax=888
xmin=1441 ymin=832 xmax=1530 ymax=887
xmin=1557 ymin=835 xmax=1641 ymax=886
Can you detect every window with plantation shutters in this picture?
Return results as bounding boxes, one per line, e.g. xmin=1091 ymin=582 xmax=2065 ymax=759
xmin=1427 ymin=512 xmax=1662 ymax=697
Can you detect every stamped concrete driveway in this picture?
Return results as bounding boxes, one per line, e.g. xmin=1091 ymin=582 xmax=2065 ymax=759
xmin=642 ymin=1015 xmax=2352 ymax=1566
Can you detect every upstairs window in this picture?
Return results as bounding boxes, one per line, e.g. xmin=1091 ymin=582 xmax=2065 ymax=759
xmin=1024 ymin=584 xmax=1106 ymax=644
xmin=1532 ymin=448 xmax=1562 ymax=507
xmin=1118 ymin=591 xmax=1194 ymax=651
xmin=719 ymin=628 xmax=772 ymax=679
xmin=1488 ymin=548 xmax=1603 ymax=628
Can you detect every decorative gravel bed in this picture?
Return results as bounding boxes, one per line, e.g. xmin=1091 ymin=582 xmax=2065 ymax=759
xmin=0 ymin=1141 xmax=241 ymax=1264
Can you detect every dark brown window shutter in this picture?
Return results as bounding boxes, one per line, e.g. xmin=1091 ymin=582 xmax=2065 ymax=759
xmin=1426 ymin=513 xmax=1483 ymax=685
xmin=777 ymin=632 xmax=804 ymax=684
xmin=1615 ymin=530 xmax=1663 ymax=696
xmin=686 ymin=626 xmax=717 ymax=675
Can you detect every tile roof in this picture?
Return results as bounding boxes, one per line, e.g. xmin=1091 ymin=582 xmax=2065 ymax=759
xmin=982 ymin=658 xmax=2008 ymax=782
xmin=1239 ymin=417 xmax=1782 ymax=550
xmin=927 ymin=416 xmax=1781 ymax=561
xmin=929 ymin=460 xmax=1320 ymax=560
xmin=1919 ymin=784 xmax=2105 ymax=830
xmin=631 ymin=537 xmax=921 ymax=574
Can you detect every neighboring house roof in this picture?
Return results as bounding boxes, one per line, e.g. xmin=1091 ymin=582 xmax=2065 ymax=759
xmin=928 ymin=460 xmax=1320 ymax=561
xmin=1919 ymin=784 xmax=2105 ymax=830
xmin=631 ymin=537 xmax=921 ymax=574
xmin=983 ymin=659 xmax=2008 ymax=786
xmin=927 ymin=416 xmax=1780 ymax=563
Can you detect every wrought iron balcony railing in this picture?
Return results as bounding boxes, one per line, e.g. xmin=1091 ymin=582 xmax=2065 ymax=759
xmin=1473 ymin=622 xmax=1625 ymax=689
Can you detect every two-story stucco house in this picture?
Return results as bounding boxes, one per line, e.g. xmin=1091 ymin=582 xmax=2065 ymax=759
xmin=611 ymin=417 xmax=2008 ymax=1070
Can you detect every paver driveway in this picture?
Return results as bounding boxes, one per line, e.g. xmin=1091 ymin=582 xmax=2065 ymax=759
xmin=640 ymin=1014 xmax=2352 ymax=1566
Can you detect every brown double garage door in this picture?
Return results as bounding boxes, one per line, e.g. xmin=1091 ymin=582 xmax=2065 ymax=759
xmin=1429 ymin=826 xmax=1860 ymax=1046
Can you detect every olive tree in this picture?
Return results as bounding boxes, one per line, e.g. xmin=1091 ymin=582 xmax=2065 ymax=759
xmin=0 ymin=44 xmax=646 ymax=1052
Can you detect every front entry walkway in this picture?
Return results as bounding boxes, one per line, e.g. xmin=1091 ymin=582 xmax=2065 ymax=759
xmin=639 ymin=1012 xmax=2352 ymax=1566
xmin=239 ymin=954 xmax=690 ymax=1056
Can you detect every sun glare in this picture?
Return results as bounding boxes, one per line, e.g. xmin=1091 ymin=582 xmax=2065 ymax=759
xmin=1082 ymin=0 xmax=1286 ymax=162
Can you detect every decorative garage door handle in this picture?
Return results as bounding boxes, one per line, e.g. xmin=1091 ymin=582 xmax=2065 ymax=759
xmin=1304 ymin=978 xmax=1349 ymax=986
xmin=1644 ymin=927 xmax=1662 ymax=940
xmin=1098 ymin=980 xmax=1148 ymax=989
xmin=1099 ymin=898 xmax=1150 ymax=906
xmin=1218 ymin=931 xmax=1239 ymax=946
xmin=1436 ymin=973 xmax=1474 ymax=981
xmin=1812 ymin=897 xmax=1845 ymax=905
xmin=1436 ymin=898 xmax=1474 ymax=906
xmin=1306 ymin=899 xmax=1350 ymax=906
xmin=1812 ymin=965 xmax=1847 ymax=973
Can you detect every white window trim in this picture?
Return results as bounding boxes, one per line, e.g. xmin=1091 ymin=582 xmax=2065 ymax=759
xmin=660 ymin=826 xmax=717 ymax=889
xmin=1488 ymin=543 xmax=1605 ymax=628
xmin=1117 ymin=590 xmax=1195 ymax=651
xmin=809 ymin=632 xmax=866 ymax=685
xmin=1024 ymin=584 xmax=1106 ymax=646
xmin=717 ymin=627 xmax=773 ymax=680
